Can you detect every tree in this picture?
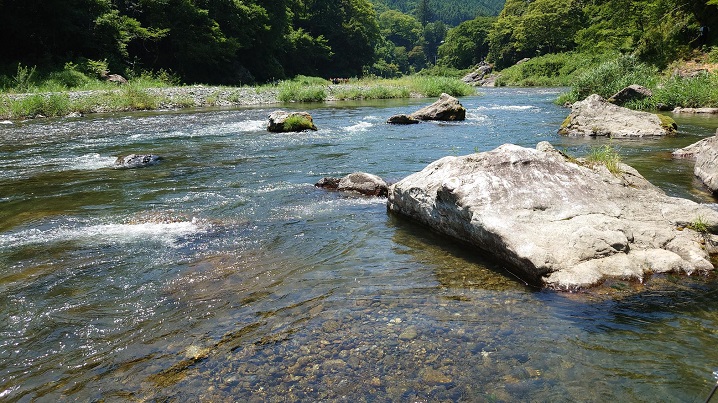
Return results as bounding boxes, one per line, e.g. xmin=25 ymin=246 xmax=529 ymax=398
xmin=439 ymin=16 xmax=496 ymax=69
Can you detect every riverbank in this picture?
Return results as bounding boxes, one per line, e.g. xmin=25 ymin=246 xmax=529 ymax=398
xmin=0 ymin=76 xmax=476 ymax=121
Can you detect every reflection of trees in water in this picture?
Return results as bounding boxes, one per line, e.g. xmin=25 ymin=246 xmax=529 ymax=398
xmin=387 ymin=213 xmax=531 ymax=291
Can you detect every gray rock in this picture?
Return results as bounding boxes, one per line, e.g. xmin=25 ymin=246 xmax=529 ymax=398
xmin=267 ymin=111 xmax=318 ymax=132
xmin=608 ymin=84 xmax=652 ymax=105
xmin=672 ymin=107 xmax=718 ymax=114
xmin=386 ymin=114 xmax=420 ymax=125
xmin=409 ymin=93 xmax=466 ymax=122
xmin=673 ymin=135 xmax=718 ymax=193
xmin=387 ymin=142 xmax=718 ymax=290
xmin=559 ymin=94 xmax=676 ymax=137
xmin=115 ymin=154 xmax=162 ymax=169
xmin=316 ymin=172 xmax=388 ymax=197
xmin=461 ymin=63 xmax=493 ymax=86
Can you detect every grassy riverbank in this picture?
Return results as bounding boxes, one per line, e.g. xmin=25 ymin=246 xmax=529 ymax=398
xmin=0 ymin=70 xmax=476 ymax=120
xmin=495 ymin=50 xmax=718 ymax=110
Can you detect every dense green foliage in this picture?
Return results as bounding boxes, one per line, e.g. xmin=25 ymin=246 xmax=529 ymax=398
xmin=438 ymin=17 xmax=495 ymax=69
xmin=485 ymin=0 xmax=718 ymax=69
xmin=494 ymin=52 xmax=615 ymax=87
xmin=372 ymin=0 xmax=505 ymax=25
xmin=0 ymin=0 xmax=381 ymax=84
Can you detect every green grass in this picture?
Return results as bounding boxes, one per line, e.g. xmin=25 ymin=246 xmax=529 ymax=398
xmin=585 ymin=144 xmax=622 ymax=175
xmin=687 ymin=215 xmax=709 ymax=233
xmin=277 ymin=81 xmax=327 ymax=102
xmin=495 ymin=52 xmax=618 ymax=87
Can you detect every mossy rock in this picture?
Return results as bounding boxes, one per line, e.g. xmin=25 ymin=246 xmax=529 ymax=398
xmin=657 ymin=114 xmax=678 ymax=134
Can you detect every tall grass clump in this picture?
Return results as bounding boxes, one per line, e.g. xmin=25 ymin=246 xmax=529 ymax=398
xmin=559 ymin=55 xmax=659 ymax=105
xmin=585 ymin=144 xmax=622 ymax=175
xmin=6 ymin=93 xmax=71 ymax=118
xmin=399 ymin=76 xmax=475 ymax=97
xmin=496 ymin=52 xmax=616 ymax=87
xmin=640 ymin=72 xmax=718 ymax=109
xmin=277 ymin=81 xmax=326 ymax=102
xmin=331 ymin=84 xmax=410 ymax=100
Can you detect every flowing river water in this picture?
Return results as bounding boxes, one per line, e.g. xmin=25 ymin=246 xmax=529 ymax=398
xmin=2 ymin=87 xmax=718 ymax=402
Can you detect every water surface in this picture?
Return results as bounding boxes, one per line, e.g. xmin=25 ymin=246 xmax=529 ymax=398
xmin=2 ymin=88 xmax=718 ymax=401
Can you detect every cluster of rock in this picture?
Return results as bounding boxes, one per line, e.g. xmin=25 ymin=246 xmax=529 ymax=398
xmin=386 ymin=93 xmax=467 ymax=124
xmin=559 ymin=94 xmax=676 ymax=137
xmin=461 ymin=63 xmax=496 ymax=87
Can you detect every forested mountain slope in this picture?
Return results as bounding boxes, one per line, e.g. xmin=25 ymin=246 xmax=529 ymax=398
xmin=373 ymin=0 xmax=505 ymax=25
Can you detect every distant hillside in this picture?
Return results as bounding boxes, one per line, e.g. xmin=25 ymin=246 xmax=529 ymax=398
xmin=373 ymin=0 xmax=505 ymax=25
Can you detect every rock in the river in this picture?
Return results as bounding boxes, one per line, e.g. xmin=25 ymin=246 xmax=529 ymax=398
xmin=386 ymin=114 xmax=420 ymax=124
xmin=387 ymin=142 xmax=718 ymax=289
xmin=115 ymin=154 xmax=162 ymax=168
xmin=267 ymin=111 xmax=318 ymax=132
xmin=559 ymin=94 xmax=677 ymax=137
xmin=607 ymin=84 xmax=652 ymax=105
xmin=673 ymin=135 xmax=718 ymax=193
xmin=410 ymin=93 xmax=467 ymax=122
xmin=672 ymin=107 xmax=718 ymax=114
xmin=316 ymin=172 xmax=388 ymax=197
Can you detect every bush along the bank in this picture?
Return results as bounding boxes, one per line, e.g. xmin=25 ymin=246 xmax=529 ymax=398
xmin=556 ymin=54 xmax=718 ymax=109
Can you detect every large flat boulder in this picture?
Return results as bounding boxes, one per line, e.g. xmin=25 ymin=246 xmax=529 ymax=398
xmin=387 ymin=142 xmax=718 ymax=290
xmin=409 ymin=93 xmax=466 ymax=121
xmin=673 ymin=135 xmax=718 ymax=193
xmin=559 ymin=94 xmax=676 ymax=137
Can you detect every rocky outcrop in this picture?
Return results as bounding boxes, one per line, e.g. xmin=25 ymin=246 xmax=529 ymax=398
xmin=267 ymin=111 xmax=318 ymax=132
xmin=316 ymin=172 xmax=388 ymax=197
xmin=388 ymin=93 xmax=466 ymax=124
xmin=559 ymin=94 xmax=677 ymax=137
xmin=115 ymin=154 xmax=162 ymax=168
xmin=673 ymin=135 xmax=718 ymax=193
xmin=461 ymin=63 xmax=494 ymax=87
xmin=101 ymin=71 xmax=128 ymax=85
xmin=608 ymin=84 xmax=652 ymax=105
xmin=387 ymin=142 xmax=718 ymax=290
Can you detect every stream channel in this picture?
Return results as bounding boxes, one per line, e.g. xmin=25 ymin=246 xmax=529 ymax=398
xmin=2 ymin=87 xmax=718 ymax=401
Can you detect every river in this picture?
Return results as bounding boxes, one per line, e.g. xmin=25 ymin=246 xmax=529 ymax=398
xmin=2 ymin=87 xmax=718 ymax=401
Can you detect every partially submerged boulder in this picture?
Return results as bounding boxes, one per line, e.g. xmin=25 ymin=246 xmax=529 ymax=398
xmin=673 ymin=135 xmax=718 ymax=193
xmin=672 ymin=107 xmax=718 ymax=114
xmin=387 ymin=93 xmax=467 ymax=124
xmin=267 ymin=111 xmax=318 ymax=132
xmin=559 ymin=94 xmax=677 ymax=137
xmin=607 ymin=84 xmax=652 ymax=105
xmin=115 ymin=154 xmax=162 ymax=169
xmin=386 ymin=114 xmax=420 ymax=124
xmin=316 ymin=172 xmax=388 ymax=197
xmin=387 ymin=142 xmax=718 ymax=290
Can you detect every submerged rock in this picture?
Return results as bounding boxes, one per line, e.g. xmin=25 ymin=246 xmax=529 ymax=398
xmin=316 ymin=172 xmax=388 ymax=197
xmin=267 ymin=111 xmax=318 ymax=132
xmin=673 ymin=135 xmax=718 ymax=193
xmin=559 ymin=94 xmax=676 ymax=137
xmin=387 ymin=142 xmax=718 ymax=290
xmin=388 ymin=93 xmax=467 ymax=124
xmin=386 ymin=114 xmax=420 ymax=124
xmin=115 ymin=154 xmax=162 ymax=169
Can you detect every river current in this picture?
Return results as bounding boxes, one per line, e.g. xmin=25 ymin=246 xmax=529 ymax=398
xmin=2 ymin=88 xmax=718 ymax=401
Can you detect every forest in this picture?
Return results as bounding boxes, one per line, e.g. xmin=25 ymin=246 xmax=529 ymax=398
xmin=0 ymin=0 xmax=717 ymax=86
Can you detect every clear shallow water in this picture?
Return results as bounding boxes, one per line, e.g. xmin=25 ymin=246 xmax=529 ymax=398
xmin=2 ymin=88 xmax=718 ymax=401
